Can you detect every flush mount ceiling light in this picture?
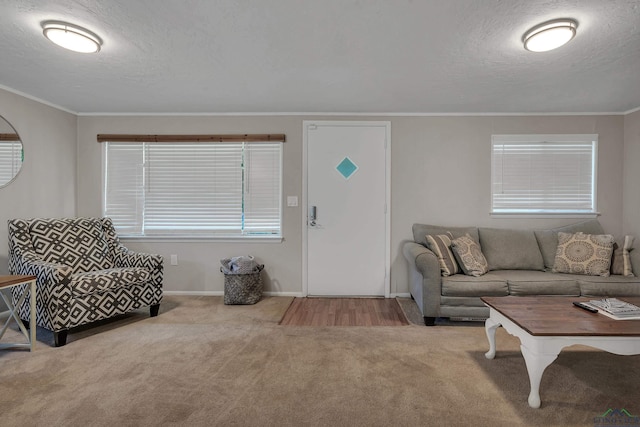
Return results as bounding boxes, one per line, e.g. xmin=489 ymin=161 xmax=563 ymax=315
xmin=42 ymin=21 xmax=102 ymax=53
xmin=523 ymin=19 xmax=578 ymax=52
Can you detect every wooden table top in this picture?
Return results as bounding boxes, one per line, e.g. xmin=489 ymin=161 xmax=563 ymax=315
xmin=481 ymin=296 xmax=640 ymax=337
xmin=0 ymin=275 xmax=37 ymax=289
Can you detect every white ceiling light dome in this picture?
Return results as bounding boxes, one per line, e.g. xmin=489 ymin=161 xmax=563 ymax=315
xmin=523 ymin=19 xmax=578 ymax=52
xmin=42 ymin=21 xmax=102 ymax=53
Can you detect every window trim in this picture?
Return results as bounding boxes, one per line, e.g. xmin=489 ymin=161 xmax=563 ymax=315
xmin=101 ymin=135 xmax=284 ymax=240
xmin=490 ymin=134 xmax=598 ymax=217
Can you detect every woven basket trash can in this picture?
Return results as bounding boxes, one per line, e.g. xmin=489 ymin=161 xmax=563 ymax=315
xmin=220 ymin=264 xmax=264 ymax=305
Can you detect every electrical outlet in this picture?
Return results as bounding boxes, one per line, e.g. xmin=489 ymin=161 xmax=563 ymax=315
xmin=170 ymin=254 xmax=178 ymax=265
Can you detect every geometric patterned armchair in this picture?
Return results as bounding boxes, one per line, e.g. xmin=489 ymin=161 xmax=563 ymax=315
xmin=8 ymin=217 xmax=163 ymax=347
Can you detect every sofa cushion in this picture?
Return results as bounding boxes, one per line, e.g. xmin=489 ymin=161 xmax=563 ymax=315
xmin=412 ymin=224 xmax=479 ymax=248
xmin=451 ymin=234 xmax=489 ymax=277
xmin=611 ymin=236 xmax=635 ymax=277
xmin=497 ymin=270 xmax=580 ymax=296
xmin=29 ymin=217 xmax=115 ymax=274
xmin=71 ymin=267 xmax=152 ymax=297
xmin=552 ymin=232 xmax=614 ymax=277
xmin=478 ymin=228 xmax=544 ymax=271
xmin=441 ymin=272 xmax=508 ymax=297
xmin=578 ymin=275 xmax=640 ymax=297
xmin=534 ymin=219 xmax=605 ymax=270
xmin=425 ymin=233 xmax=460 ymax=276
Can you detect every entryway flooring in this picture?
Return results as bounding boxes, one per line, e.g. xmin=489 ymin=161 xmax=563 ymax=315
xmin=279 ymin=297 xmax=409 ymax=326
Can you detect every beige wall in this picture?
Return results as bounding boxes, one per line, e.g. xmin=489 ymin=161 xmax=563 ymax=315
xmin=623 ymin=110 xmax=640 ymax=237
xmin=77 ymin=114 xmax=626 ymax=296
xmin=0 ymin=88 xmax=77 ymax=274
xmin=0 ymin=87 xmax=631 ymax=296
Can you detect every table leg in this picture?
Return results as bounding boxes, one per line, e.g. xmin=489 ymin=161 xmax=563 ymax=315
xmin=0 ymin=281 xmax=37 ymax=351
xmin=0 ymin=290 xmax=25 ymax=338
xmin=484 ymin=316 xmax=501 ymax=359
xmin=520 ymin=343 xmax=559 ymax=408
xmin=28 ymin=280 xmax=36 ymax=351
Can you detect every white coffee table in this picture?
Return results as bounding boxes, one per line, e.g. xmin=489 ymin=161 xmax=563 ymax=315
xmin=482 ymin=296 xmax=640 ymax=408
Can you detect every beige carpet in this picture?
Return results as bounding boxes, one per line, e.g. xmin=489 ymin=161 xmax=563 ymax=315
xmin=1 ymin=296 xmax=639 ymax=426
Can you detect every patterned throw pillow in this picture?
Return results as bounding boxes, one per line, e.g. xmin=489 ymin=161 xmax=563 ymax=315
xmin=610 ymin=235 xmax=635 ymax=277
xmin=426 ymin=232 xmax=460 ymax=276
xmin=552 ymin=232 xmax=615 ymax=277
xmin=451 ymin=234 xmax=489 ymax=277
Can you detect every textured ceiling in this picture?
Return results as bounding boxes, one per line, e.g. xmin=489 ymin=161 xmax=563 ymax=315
xmin=0 ymin=0 xmax=639 ymax=114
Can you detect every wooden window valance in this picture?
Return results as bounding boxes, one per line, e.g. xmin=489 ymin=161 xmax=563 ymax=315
xmin=97 ymin=134 xmax=286 ymax=143
xmin=0 ymin=133 xmax=20 ymax=141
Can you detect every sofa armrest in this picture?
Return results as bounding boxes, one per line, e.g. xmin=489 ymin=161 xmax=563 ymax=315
xmin=402 ymin=241 xmax=442 ymax=319
xmin=403 ymin=242 xmax=438 ymax=277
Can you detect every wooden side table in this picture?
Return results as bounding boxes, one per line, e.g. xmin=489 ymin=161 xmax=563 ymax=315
xmin=0 ymin=275 xmax=37 ymax=351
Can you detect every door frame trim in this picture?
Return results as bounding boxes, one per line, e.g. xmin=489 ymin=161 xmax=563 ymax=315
xmin=302 ymin=120 xmax=391 ymax=297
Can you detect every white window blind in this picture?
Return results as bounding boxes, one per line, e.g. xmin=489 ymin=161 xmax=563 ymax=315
xmin=0 ymin=141 xmax=22 ymax=185
xmin=491 ymin=134 xmax=597 ymax=214
xmin=243 ymin=143 xmax=282 ymax=234
xmin=104 ymin=141 xmax=282 ymax=237
xmin=104 ymin=143 xmax=144 ymax=234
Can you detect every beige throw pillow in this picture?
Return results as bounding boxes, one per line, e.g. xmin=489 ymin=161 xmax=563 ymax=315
xmin=552 ymin=232 xmax=615 ymax=277
xmin=451 ymin=234 xmax=489 ymax=277
xmin=610 ymin=235 xmax=635 ymax=277
xmin=426 ymin=232 xmax=460 ymax=276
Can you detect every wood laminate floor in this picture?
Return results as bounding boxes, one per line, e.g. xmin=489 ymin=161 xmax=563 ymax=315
xmin=279 ymin=297 xmax=409 ymax=326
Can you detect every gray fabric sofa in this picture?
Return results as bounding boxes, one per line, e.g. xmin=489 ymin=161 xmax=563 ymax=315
xmin=403 ymin=220 xmax=640 ymax=325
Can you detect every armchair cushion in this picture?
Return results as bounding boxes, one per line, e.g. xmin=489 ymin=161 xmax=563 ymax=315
xmin=29 ymin=218 xmax=115 ymax=273
xmin=71 ymin=267 xmax=152 ymax=297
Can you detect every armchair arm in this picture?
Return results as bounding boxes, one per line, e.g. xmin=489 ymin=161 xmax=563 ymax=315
xmin=113 ymin=247 xmax=164 ymax=290
xmin=403 ymin=241 xmax=442 ymax=319
xmin=114 ymin=248 xmax=163 ymax=269
xmin=99 ymin=217 xmax=163 ymax=288
xmin=10 ymin=254 xmax=73 ymax=331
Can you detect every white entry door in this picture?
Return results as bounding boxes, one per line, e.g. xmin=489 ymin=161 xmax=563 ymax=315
xmin=304 ymin=121 xmax=390 ymax=296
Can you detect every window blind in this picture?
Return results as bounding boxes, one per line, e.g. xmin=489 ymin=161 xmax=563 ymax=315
xmin=243 ymin=143 xmax=282 ymax=234
xmin=104 ymin=141 xmax=282 ymax=237
xmin=491 ymin=135 xmax=597 ymax=214
xmin=104 ymin=143 xmax=144 ymax=234
xmin=0 ymin=141 xmax=22 ymax=184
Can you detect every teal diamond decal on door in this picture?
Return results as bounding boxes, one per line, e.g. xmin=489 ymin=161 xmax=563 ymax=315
xmin=336 ymin=157 xmax=358 ymax=180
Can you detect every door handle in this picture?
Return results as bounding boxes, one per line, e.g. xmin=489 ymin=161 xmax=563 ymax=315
xmin=309 ymin=206 xmax=317 ymax=226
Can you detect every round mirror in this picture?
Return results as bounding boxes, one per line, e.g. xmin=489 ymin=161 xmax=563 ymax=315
xmin=0 ymin=115 xmax=23 ymax=188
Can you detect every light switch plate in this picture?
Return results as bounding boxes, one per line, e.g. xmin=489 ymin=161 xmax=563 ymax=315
xmin=287 ymin=196 xmax=298 ymax=207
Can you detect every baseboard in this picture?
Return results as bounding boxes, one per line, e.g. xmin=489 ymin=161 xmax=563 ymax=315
xmin=164 ymin=291 xmax=224 ymax=296
xmin=264 ymin=291 xmax=304 ymax=297
xmin=163 ymin=291 xmax=303 ymax=297
xmin=164 ymin=291 xmax=403 ymax=298
xmin=449 ymin=317 xmax=487 ymax=322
